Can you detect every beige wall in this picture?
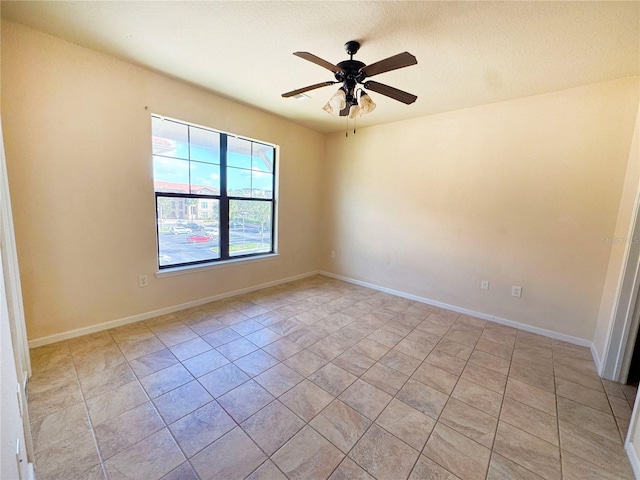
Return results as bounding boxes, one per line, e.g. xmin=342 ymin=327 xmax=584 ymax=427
xmin=1 ymin=21 xmax=324 ymax=341
xmin=322 ymin=77 xmax=639 ymax=341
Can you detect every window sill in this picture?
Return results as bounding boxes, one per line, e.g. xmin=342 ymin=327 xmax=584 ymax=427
xmin=155 ymin=253 xmax=279 ymax=278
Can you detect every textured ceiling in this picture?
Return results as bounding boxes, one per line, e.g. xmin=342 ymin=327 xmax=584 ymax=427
xmin=2 ymin=1 xmax=639 ymax=133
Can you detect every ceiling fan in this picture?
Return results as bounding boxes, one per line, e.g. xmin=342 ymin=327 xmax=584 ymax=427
xmin=282 ymin=40 xmax=418 ymax=118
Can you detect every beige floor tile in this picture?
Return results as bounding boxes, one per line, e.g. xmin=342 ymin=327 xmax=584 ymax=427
xmin=557 ymin=396 xmax=619 ymax=442
xmin=198 ymin=362 xmax=249 ymax=397
xmin=350 ymin=424 xmax=418 ymax=480
xmin=553 ymin=363 xmax=604 ymax=392
xmin=216 ymin=337 xmax=259 ymax=360
xmin=561 ymin=449 xmax=633 ymax=480
xmin=487 ymin=452 xmax=544 ymax=480
xmin=405 ymin=328 xmax=441 ymax=347
xmin=609 ymin=395 xmax=633 ymax=421
xmin=350 ymin=338 xmax=390 ymax=360
xmin=310 ymin=362 xmax=357 ymax=396
xmin=555 ymin=376 xmax=611 ymax=413
xmin=339 ymin=378 xmax=392 ymax=420
xmin=79 ymin=361 xmax=137 ymax=399
xmin=168 ymin=400 xmax=236 ymax=457
xmin=229 ymin=318 xmax=264 ymax=336
xmin=139 ymin=363 xmax=194 ymax=398
xmin=153 ymin=323 xmax=198 ymax=347
xmin=411 ymin=363 xmax=459 ymax=395
xmin=242 ymin=400 xmax=305 ymax=455
xmin=469 ymin=349 xmax=510 ymax=376
xmin=361 ymin=362 xmax=409 ymax=395
xmin=461 ymin=362 xmax=507 ymax=394
xmin=511 ymin=351 xmax=554 ymax=374
xmin=308 ymin=335 xmax=351 ymax=360
xmin=559 ymin=420 xmax=634 ymax=478
xmin=379 ymin=349 xmax=421 ymax=376
xmin=246 ymin=460 xmax=288 ymax=480
xmin=473 ymin=337 xmax=513 ymax=360
xmin=283 ymin=349 xmax=328 ymax=376
xmin=509 ymin=362 xmax=555 ymax=393
xmin=30 ymin=341 xmax=72 ymax=372
xmin=94 ymin=401 xmax=164 ymax=460
xmin=153 ymin=380 xmax=212 ymax=424
xmin=440 ymin=397 xmax=498 ymax=448
xmin=234 ymin=349 xmax=280 ymax=377
xmin=272 ymin=426 xmax=344 ymax=480
xmin=34 ymin=429 xmax=100 ymax=480
xmin=453 ymin=379 xmax=503 ymax=417
xmin=129 ymin=348 xmax=179 ymax=377
xmin=375 ymin=398 xmax=435 ymax=451
xmin=86 ymin=380 xmax=148 ymax=425
xmin=392 ymin=338 xmax=432 ymax=362
xmin=104 ymin=429 xmax=185 ymax=480
xmin=119 ymin=336 xmax=166 ymax=361
xmin=27 ymin=381 xmax=84 ymax=421
xmin=182 ymin=349 xmax=230 ymax=377
xmin=73 ymin=344 xmax=127 ymax=379
xmin=367 ymin=328 xmax=403 ymax=348
xmin=433 ymin=338 xmax=473 ymax=360
xmin=168 ymin=337 xmax=212 ymax=361
xmin=68 ymin=331 xmax=115 ymax=357
xmin=245 ymin=327 xmax=283 ymax=347
xmin=480 ymin=329 xmax=516 ymax=348
xmin=263 ymin=337 xmax=304 ymax=361
xmin=505 ymin=378 xmax=556 ymax=416
xmin=329 ymin=457 xmax=375 ymax=480
xmin=409 ymin=455 xmax=459 ymax=479
xmin=30 ymin=402 xmax=90 ymax=453
xmin=494 ymin=421 xmax=560 ymax=480
xmin=425 ymin=349 xmax=467 ymax=376
xmin=190 ymin=426 xmax=267 ymax=480
xmin=160 ymin=462 xmax=199 ymax=480
xmin=280 ymin=379 xmax=334 ymax=421
xmin=286 ymin=326 xmax=328 ymax=348
xmin=516 ymin=332 xmax=552 ymax=348
xmin=254 ymin=362 xmax=304 ymax=397
xmin=332 ymin=349 xmax=376 ymax=376
xmin=217 ymin=379 xmax=275 ymax=422
xmin=443 ymin=327 xmax=481 ymax=348
xmin=310 ymin=399 xmax=371 ymax=453
xmin=201 ymin=326 xmax=241 ymax=347
xmin=396 ymin=378 xmax=449 ymax=419
xmin=424 ymin=423 xmax=491 ymax=480
xmin=500 ymin=397 xmax=558 ymax=446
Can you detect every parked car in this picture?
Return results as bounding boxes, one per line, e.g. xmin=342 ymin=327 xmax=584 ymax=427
xmin=188 ymin=234 xmax=214 ymax=243
xmin=170 ymin=226 xmax=192 ymax=234
xmin=185 ymin=222 xmax=203 ymax=231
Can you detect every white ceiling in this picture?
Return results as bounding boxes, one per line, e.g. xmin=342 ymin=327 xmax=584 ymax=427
xmin=2 ymin=1 xmax=639 ymax=133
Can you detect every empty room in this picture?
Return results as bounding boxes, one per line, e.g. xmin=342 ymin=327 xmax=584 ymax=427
xmin=1 ymin=1 xmax=640 ymax=479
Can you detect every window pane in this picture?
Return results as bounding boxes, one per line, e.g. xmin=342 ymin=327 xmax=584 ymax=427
xmin=227 ymin=167 xmax=251 ymax=196
xmin=153 ymin=156 xmax=189 ymax=193
xmin=227 ymin=136 xmax=252 ymax=169
xmin=229 ymin=200 xmax=272 ymax=257
xmin=190 ymin=162 xmax=220 ymax=194
xmin=152 ymin=117 xmax=189 ymax=159
xmin=157 ymin=196 xmax=220 ymax=266
xmin=252 ymin=172 xmax=273 ymax=199
xmin=252 ymin=143 xmax=274 ymax=173
xmin=190 ymin=127 xmax=220 ymax=164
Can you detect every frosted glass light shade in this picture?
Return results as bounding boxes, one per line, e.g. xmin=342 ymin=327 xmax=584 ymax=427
xmin=359 ymin=92 xmax=376 ymax=115
xmin=322 ymin=89 xmax=346 ymax=115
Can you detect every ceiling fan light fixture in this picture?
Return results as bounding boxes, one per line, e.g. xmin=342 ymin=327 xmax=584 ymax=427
xmin=322 ymin=89 xmax=346 ymax=115
xmin=358 ymin=91 xmax=376 ymax=115
xmin=348 ymin=104 xmax=360 ymax=119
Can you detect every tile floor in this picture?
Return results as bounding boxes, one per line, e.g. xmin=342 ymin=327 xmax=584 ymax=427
xmin=28 ymin=275 xmax=638 ymax=480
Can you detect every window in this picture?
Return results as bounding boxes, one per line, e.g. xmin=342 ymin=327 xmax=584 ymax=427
xmin=152 ymin=116 xmax=276 ymax=269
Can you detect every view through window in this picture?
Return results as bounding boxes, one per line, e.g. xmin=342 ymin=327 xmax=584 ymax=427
xmin=152 ymin=116 xmax=276 ymax=269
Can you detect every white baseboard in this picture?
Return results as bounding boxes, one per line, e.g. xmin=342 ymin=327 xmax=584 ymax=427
xmin=319 ymin=270 xmax=593 ymax=348
xmin=28 ymin=270 xmax=319 ymax=348
xmin=591 ymin=343 xmax=603 ymax=375
xmin=626 ymin=442 xmax=640 ymax=479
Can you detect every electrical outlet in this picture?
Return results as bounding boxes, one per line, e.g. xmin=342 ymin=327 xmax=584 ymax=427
xmin=481 ymin=280 xmax=489 ymax=290
xmin=331 ymin=250 xmax=336 ymax=258
xmin=139 ymin=275 xmax=148 ymax=288
xmin=512 ymin=285 xmax=522 ymax=297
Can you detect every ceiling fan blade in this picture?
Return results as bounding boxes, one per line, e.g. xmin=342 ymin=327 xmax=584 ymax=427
xmin=282 ymin=81 xmax=338 ymax=98
xmin=293 ymin=52 xmax=342 ymax=73
xmin=364 ymin=81 xmax=417 ymax=104
xmin=339 ymin=105 xmax=350 ymax=117
xmin=360 ymin=52 xmax=417 ymax=78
